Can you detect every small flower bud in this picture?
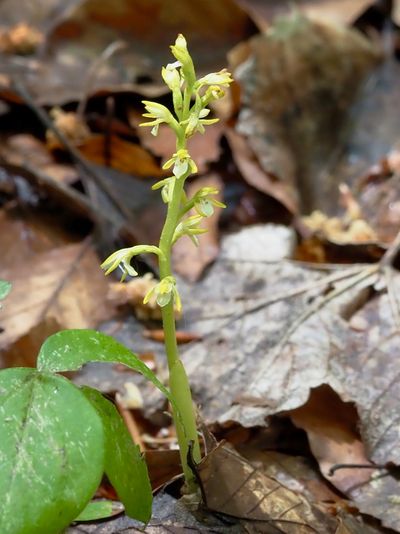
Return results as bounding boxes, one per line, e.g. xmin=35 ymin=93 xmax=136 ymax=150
xmin=170 ymin=34 xmax=196 ymax=87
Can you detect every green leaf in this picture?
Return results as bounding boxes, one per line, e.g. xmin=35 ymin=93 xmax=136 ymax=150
xmin=82 ymin=387 xmax=152 ymax=523
xmin=0 ymin=279 xmax=11 ymax=301
xmin=37 ymin=329 xmax=172 ymax=404
xmin=0 ymin=368 xmax=105 ymax=534
xmin=75 ymin=500 xmax=115 ymax=521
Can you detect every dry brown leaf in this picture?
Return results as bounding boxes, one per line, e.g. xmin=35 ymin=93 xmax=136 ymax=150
xmin=172 ymin=174 xmax=224 ymax=282
xmin=300 ymin=0 xmax=375 ymax=25
xmin=233 ymin=13 xmax=380 ymax=213
xmin=301 ymin=210 xmax=378 ymax=244
xmin=0 ymin=134 xmax=79 ymax=185
xmin=357 ymin=150 xmax=400 ymax=243
xmin=144 ymin=449 xmax=181 ymax=491
xmin=0 ymin=208 xmax=77 ymax=270
xmin=289 ymin=386 xmax=374 ymax=494
xmin=198 ymin=441 xmax=338 ymax=533
xmin=1 ymin=0 xmax=254 ymax=106
xmin=226 ymin=129 xmax=298 ymax=214
xmin=240 ymin=449 xmax=342 ymax=505
xmin=0 ymin=22 xmax=43 ymax=55
xmin=0 ymin=241 xmax=114 ymax=367
xmin=46 ymin=108 xmax=91 ymax=148
xmin=238 ymin=0 xmax=374 ymax=29
xmin=78 ymin=134 xmax=166 ymax=178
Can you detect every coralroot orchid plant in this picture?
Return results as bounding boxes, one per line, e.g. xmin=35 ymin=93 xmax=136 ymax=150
xmin=0 ymin=35 xmax=232 ymax=534
xmin=101 ymin=34 xmax=233 ymax=491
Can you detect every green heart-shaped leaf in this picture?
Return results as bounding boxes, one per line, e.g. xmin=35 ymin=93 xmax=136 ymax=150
xmin=0 ymin=368 xmax=104 ymax=534
xmin=82 ymin=387 xmax=152 ymax=523
xmin=37 ymin=329 xmax=172 ymax=404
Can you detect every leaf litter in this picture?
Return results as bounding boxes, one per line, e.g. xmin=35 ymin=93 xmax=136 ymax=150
xmin=1 ymin=0 xmax=400 ymax=532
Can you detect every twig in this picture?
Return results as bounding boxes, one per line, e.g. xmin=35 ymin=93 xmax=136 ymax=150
xmin=383 ymin=264 xmax=400 ymax=329
xmin=11 ymin=79 xmax=134 ymax=223
xmin=76 ymin=40 xmax=127 ymax=119
xmin=203 ymin=264 xmax=374 ymax=337
xmin=115 ymin=398 xmax=145 ymax=453
xmin=0 ymin=160 xmax=141 ymax=245
xmin=380 ymin=228 xmax=400 ymax=267
xmin=329 ymin=463 xmax=385 ymax=476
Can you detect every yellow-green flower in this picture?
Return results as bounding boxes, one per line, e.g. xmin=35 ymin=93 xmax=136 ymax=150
xmin=152 ymin=176 xmax=175 ymax=203
xmin=196 ymin=69 xmax=233 ymax=88
xmin=101 ymin=248 xmax=138 ymax=281
xmin=172 ymin=215 xmax=207 ymax=246
xmin=161 ymin=62 xmax=181 ymax=91
xmin=193 ymin=187 xmax=225 ymax=217
xmin=163 ymin=149 xmax=197 ymax=178
xmin=202 ymin=85 xmax=226 ymax=106
xmin=143 ymin=275 xmax=182 ymax=311
xmin=140 ymin=100 xmax=178 ymax=136
xmin=101 ymin=245 xmax=163 ymax=281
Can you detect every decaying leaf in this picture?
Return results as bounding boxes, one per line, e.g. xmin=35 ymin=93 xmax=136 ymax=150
xmin=238 ymin=0 xmax=374 ymax=29
xmin=302 ymin=210 xmax=378 ymax=245
xmin=288 ymin=386 xmax=374 ymax=494
xmin=226 ymin=129 xmax=298 ymax=215
xmin=357 ymin=149 xmax=400 ymax=243
xmin=239 ymin=449 xmax=342 ymax=505
xmin=164 ymin=225 xmax=400 ymax=530
xmin=0 ymin=134 xmax=79 ymax=185
xmin=0 ymin=0 xmax=255 ymax=106
xmin=46 ymin=108 xmax=91 ymax=148
xmin=232 ymin=13 xmax=381 ymax=213
xmin=198 ymin=441 xmax=338 ymax=533
xmin=78 ymin=135 xmax=166 ymax=178
xmin=0 ymin=22 xmax=43 ymax=55
xmin=0 ymin=241 xmax=113 ymax=367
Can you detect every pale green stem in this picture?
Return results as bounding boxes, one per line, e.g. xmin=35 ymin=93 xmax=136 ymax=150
xmin=158 ymin=112 xmax=201 ymax=491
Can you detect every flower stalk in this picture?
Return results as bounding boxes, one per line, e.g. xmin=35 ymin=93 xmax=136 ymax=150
xmin=101 ymin=34 xmax=233 ymax=492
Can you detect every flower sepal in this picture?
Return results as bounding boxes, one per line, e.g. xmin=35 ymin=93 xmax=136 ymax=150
xmin=172 ymin=215 xmax=207 ymax=246
xmin=143 ymin=275 xmax=182 ymax=312
xmin=101 ymin=245 xmax=163 ymax=281
xmin=163 ymin=149 xmax=197 ymax=178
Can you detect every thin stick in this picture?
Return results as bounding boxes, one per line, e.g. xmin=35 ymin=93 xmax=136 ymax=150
xmin=12 ymin=79 xmax=134 ymax=223
xmin=329 ymin=463 xmax=383 ymax=476
xmin=115 ymin=398 xmax=145 ymax=453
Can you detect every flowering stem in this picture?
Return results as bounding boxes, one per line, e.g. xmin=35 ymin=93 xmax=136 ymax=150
xmin=158 ymin=134 xmax=201 ymax=491
xmin=102 ymin=33 xmax=233 ymax=497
